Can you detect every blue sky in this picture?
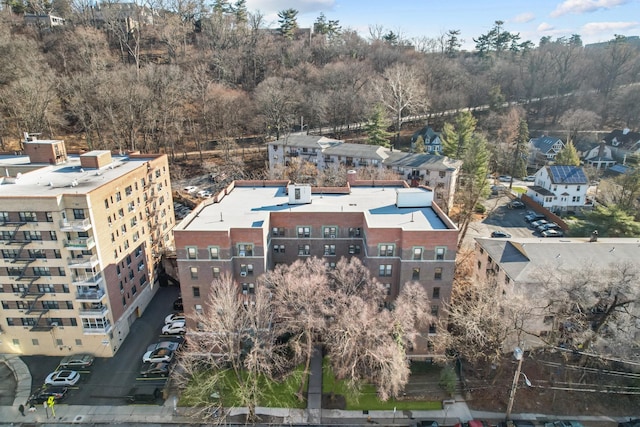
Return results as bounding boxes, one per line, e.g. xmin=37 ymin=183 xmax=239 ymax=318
xmin=246 ymin=0 xmax=640 ymax=49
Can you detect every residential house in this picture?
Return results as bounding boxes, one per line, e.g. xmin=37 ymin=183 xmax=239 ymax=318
xmin=525 ymin=165 xmax=591 ymax=213
xmin=528 ymin=136 xmax=565 ymax=167
xmin=474 ymin=237 xmax=640 ymax=349
xmin=173 ymin=175 xmax=459 ymax=357
xmin=584 ymin=142 xmax=616 ymax=170
xmin=24 ymin=13 xmax=65 ymax=28
xmin=268 ymin=134 xmax=462 ymax=212
xmin=0 ymin=136 xmax=175 ymax=356
xmin=603 ymin=129 xmax=640 ymax=162
xmin=411 ymin=126 xmax=443 ymax=154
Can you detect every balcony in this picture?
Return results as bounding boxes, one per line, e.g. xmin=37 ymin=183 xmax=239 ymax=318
xmin=68 ymin=255 xmax=99 ymax=269
xmin=75 ymin=288 xmax=106 ymax=302
xmin=72 ymin=273 xmax=104 ymax=286
xmin=64 ymin=237 xmax=96 ymax=251
xmin=82 ymin=323 xmax=112 ymax=335
xmin=60 ymin=218 xmax=91 ymax=232
xmin=78 ymin=305 xmax=109 ymax=317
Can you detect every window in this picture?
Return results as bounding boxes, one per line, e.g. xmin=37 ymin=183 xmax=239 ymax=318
xmin=104 ymin=199 xmax=109 ymax=209
xmin=379 ymin=264 xmax=392 ymax=277
xmin=73 ymin=209 xmax=85 ymax=219
xmin=28 ymin=249 xmax=46 ymax=259
xmin=115 ymin=192 xmax=122 ymax=202
xmin=384 ymin=283 xmax=391 ymax=296
xmin=42 ymin=301 xmax=60 ymax=309
xmin=212 ymin=267 xmax=220 ymax=278
xmin=432 ymin=287 xmax=440 ymax=299
xmin=128 ymin=202 xmax=135 ymax=212
xmin=348 ymin=227 xmax=361 ymax=237
xmin=137 ymin=260 xmax=144 ymax=271
xmin=126 ymin=255 xmax=132 ymax=265
xmin=505 ymin=276 xmax=511 ymax=285
xmin=439 ymin=171 xmax=446 ymax=178
xmin=431 ymin=305 xmax=439 ymax=316
xmin=53 ymin=249 xmax=61 ymax=259
xmin=429 ymin=324 xmax=436 ymax=334
xmin=572 ymin=196 xmax=580 ymax=202
xmin=294 ymin=188 xmax=301 ymax=200
xmin=297 ymin=226 xmax=311 ymax=238
xmin=193 ymin=286 xmax=200 ymax=297
xmin=0 ymin=212 xmax=8 ymax=222
xmin=187 ymin=247 xmax=197 ymax=259
xmin=273 ymin=244 xmax=285 ymax=253
xmin=118 ymin=208 xmax=124 ymax=218
xmin=139 ymin=274 xmax=147 ymax=286
xmin=209 ymin=247 xmax=219 ymax=259
xmin=412 ymin=268 xmax=420 ymax=280
xmin=379 ymin=244 xmax=394 ymax=257
xmin=33 ymin=267 xmax=51 ymax=277
xmin=50 ymin=231 xmax=57 ymax=241
xmin=238 ymin=244 xmax=253 ymax=256
xmin=272 ymin=227 xmax=284 ymax=237
xmin=413 ymin=247 xmax=423 ymax=260
xmin=19 ymin=211 xmax=37 ymax=222
xmin=190 ymin=267 xmax=198 ymax=279
xmin=298 ymin=245 xmax=311 ymax=256
xmin=135 ymin=246 xmax=143 ymax=257
xmin=323 ymin=227 xmax=337 ymax=238
xmin=45 ymin=212 xmax=53 ymax=222
xmin=435 ymin=247 xmax=446 ymax=260
xmin=434 ymin=267 xmax=442 ymax=280
xmin=125 ymin=185 xmax=132 ymax=196
xmin=348 ymin=244 xmax=361 ymax=254
xmin=323 ymin=244 xmax=336 ymax=255
xmin=32 ymin=338 xmax=39 ymax=346
xmin=24 ymin=231 xmax=42 ymax=241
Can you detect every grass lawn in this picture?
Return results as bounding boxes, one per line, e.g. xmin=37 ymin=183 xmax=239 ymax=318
xmin=512 ymin=186 xmax=527 ymax=195
xmin=322 ymin=359 xmax=442 ymax=411
xmin=180 ymin=365 xmax=308 ymax=409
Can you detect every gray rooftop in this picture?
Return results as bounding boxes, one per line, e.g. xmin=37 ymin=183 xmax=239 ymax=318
xmin=272 ymin=134 xmax=342 ymax=150
xmin=178 ymin=185 xmax=454 ymax=232
xmin=475 ymin=237 xmax=640 ymax=283
xmin=530 ymin=136 xmax=563 ymax=153
xmin=0 ymin=153 xmax=155 ymax=197
xmin=384 ymin=152 xmax=462 ymax=171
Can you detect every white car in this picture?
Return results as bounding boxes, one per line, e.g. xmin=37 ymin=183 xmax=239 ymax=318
xmin=45 ymin=370 xmax=80 ymax=386
xmin=197 ymin=190 xmax=212 ymax=199
xmin=142 ymin=348 xmax=174 ymax=363
xmin=162 ymin=320 xmax=186 ymax=335
xmin=164 ymin=313 xmax=185 ymax=324
xmin=183 ymin=186 xmax=198 ymax=194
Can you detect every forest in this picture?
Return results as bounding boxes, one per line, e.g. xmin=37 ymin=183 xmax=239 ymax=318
xmin=1 ymin=1 xmax=640 ymax=159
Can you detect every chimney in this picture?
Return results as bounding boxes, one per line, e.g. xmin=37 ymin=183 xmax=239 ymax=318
xmin=598 ymin=142 xmax=605 ymax=158
xmin=346 ymin=170 xmax=357 ymax=187
xmin=590 ymin=230 xmax=598 ymax=242
xmin=623 ymin=128 xmax=630 ymax=135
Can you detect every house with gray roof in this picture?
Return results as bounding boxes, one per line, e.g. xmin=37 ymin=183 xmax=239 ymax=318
xmin=268 ymin=134 xmax=462 ymax=212
xmin=528 ymin=135 xmax=565 ymax=167
xmin=603 ymin=128 xmax=640 ymax=162
xmin=411 ymin=126 xmax=443 ymax=154
xmin=526 ymin=165 xmax=592 ymax=213
xmin=584 ymin=142 xmax=616 ymax=170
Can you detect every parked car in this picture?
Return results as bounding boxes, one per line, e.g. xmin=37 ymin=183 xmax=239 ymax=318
xmin=142 ymin=348 xmax=174 ymax=363
xmin=525 ymin=212 xmax=545 ymax=222
xmin=140 ymin=361 xmax=172 ymax=378
xmin=164 ymin=313 xmax=185 ymax=324
xmin=173 ymin=297 xmax=183 ymax=311
xmin=619 ymin=419 xmax=640 ymax=427
xmin=162 ymin=320 xmax=186 ymax=335
xmin=28 ymin=386 xmax=68 ymax=404
xmin=59 ymin=354 xmax=95 ymax=369
xmin=416 ymin=421 xmax=439 ymax=427
xmin=545 ymin=421 xmax=585 ymax=427
xmin=523 ymin=175 xmax=536 ymax=182
xmin=530 ymin=219 xmax=548 ymax=229
xmin=45 ymin=370 xmax=80 ymax=386
xmin=498 ymin=175 xmax=512 ymax=182
xmin=491 ymin=230 xmax=512 ymax=238
xmin=455 ymin=421 xmax=490 ymax=427
xmin=183 ymin=186 xmax=198 ymax=194
xmin=125 ymin=386 xmax=162 ymax=403
xmin=197 ymin=190 xmax=212 ymax=199
xmin=508 ymin=200 xmax=525 ymax=209
xmin=537 ymin=223 xmax=560 ymax=233
xmin=491 ymin=185 xmax=507 ymax=195
xmin=146 ymin=339 xmax=183 ymax=353
xmin=499 ymin=421 xmax=535 ymax=427
xmin=541 ymin=229 xmax=564 ymax=238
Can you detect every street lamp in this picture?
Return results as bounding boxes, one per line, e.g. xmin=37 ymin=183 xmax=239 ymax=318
xmin=505 ymin=347 xmax=525 ymax=420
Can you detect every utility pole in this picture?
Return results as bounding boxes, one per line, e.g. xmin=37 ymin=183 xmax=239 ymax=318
xmin=505 ymin=347 xmax=524 ymax=420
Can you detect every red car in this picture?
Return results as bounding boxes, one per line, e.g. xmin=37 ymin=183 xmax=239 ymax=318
xmin=455 ymin=421 xmax=490 ymax=427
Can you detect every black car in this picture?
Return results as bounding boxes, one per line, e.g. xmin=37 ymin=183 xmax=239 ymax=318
xmin=508 ymin=200 xmax=525 ymax=209
xmin=29 ymin=386 xmax=68 ymax=404
xmin=173 ymin=297 xmax=183 ymax=311
xmin=125 ymin=386 xmax=162 ymax=403
xmin=525 ymin=212 xmax=545 ymax=222
xmin=619 ymin=419 xmax=640 ymax=427
xmin=491 ymin=230 xmax=512 ymax=238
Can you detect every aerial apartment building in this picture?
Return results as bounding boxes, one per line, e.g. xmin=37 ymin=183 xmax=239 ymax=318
xmin=173 ymin=172 xmax=458 ymax=357
xmin=0 ymin=136 xmax=174 ymax=356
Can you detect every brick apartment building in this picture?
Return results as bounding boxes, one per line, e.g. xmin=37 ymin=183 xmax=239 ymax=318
xmin=173 ymin=173 xmax=459 ymax=357
xmin=0 ymin=136 xmax=175 ymax=356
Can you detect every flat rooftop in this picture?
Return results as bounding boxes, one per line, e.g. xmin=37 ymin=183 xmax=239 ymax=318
xmin=178 ymin=185 xmax=454 ymax=232
xmin=0 ymin=153 xmax=157 ymax=197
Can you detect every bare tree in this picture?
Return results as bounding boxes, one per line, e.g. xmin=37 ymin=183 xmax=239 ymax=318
xmin=254 ymin=76 xmax=301 ymax=140
xmin=559 ymin=109 xmax=600 ymax=144
xmin=374 ymin=63 xmax=426 ymax=131
xmin=177 ymin=274 xmax=288 ymax=422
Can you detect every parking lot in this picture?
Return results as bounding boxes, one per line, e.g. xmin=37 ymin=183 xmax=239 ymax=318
xmin=464 ymin=194 xmax=552 ymax=245
xmin=22 ymin=285 xmax=181 ymax=406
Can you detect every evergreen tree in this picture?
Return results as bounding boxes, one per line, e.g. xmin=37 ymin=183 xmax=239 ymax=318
xmin=554 ymin=141 xmax=581 ymax=166
xmin=441 ymin=111 xmax=477 ymax=159
xmin=232 ymin=0 xmax=247 ymax=23
xmin=445 ymin=29 xmax=462 ymax=57
xmin=278 ymin=8 xmax=299 ymax=39
xmin=571 ymin=205 xmax=640 ymax=237
xmin=365 ymin=105 xmax=392 ymax=147
xmin=313 ymin=13 xmax=341 ymax=38
xmin=510 ymin=119 xmax=529 ymax=186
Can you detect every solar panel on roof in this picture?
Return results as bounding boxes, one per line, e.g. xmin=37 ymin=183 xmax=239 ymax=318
xmin=549 ymin=165 xmax=586 ymax=184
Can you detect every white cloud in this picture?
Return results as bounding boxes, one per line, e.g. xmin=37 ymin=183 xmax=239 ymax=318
xmin=537 ymin=22 xmax=556 ymax=32
xmin=551 ymin=0 xmax=629 ymax=17
xmin=581 ymin=20 xmax=640 ymax=35
xmin=513 ymin=12 xmax=536 ymax=23
xmin=247 ymin=0 xmax=336 ymax=15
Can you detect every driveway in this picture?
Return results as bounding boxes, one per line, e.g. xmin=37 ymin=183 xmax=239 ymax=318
xmin=22 ymin=285 xmax=181 ymax=405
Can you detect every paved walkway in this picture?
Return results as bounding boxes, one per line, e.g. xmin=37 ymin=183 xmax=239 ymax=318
xmin=307 ymin=345 xmax=324 ymax=424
